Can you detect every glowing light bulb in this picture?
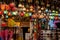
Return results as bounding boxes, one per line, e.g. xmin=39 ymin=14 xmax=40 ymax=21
xmin=18 ymin=4 xmax=22 ymax=7
xmin=4 ymin=10 xmax=8 ymax=14
xmin=45 ymin=9 xmax=48 ymax=12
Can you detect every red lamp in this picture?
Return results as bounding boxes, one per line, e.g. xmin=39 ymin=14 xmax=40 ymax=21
xmin=0 ymin=11 xmax=3 ymax=15
xmin=20 ymin=12 xmax=24 ymax=17
xmin=9 ymin=3 xmax=15 ymax=8
xmin=2 ymin=22 xmax=7 ymax=27
xmin=54 ymin=16 xmax=58 ymax=20
xmin=5 ymin=5 xmax=11 ymax=10
xmin=12 ymin=7 xmax=17 ymax=11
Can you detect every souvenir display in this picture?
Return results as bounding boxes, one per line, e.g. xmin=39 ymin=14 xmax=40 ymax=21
xmin=0 ymin=0 xmax=60 ymax=40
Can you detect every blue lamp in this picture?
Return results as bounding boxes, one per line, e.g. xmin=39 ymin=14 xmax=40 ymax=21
xmin=6 ymin=15 xmax=8 ymax=18
xmin=45 ymin=9 xmax=49 ymax=12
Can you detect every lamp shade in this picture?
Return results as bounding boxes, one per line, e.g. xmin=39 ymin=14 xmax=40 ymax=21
xmin=12 ymin=12 xmax=17 ymax=15
xmin=4 ymin=10 xmax=8 ymax=14
xmin=18 ymin=4 xmax=22 ymax=7
xmin=9 ymin=3 xmax=15 ymax=8
xmin=12 ymin=7 xmax=17 ymax=11
xmin=45 ymin=9 xmax=49 ymax=12
xmin=6 ymin=15 xmax=8 ymax=18
xmin=32 ymin=14 xmax=37 ymax=18
xmin=20 ymin=12 xmax=24 ymax=17
xmin=5 ymin=5 xmax=11 ymax=10
xmin=39 ymin=15 xmax=44 ymax=18
xmin=29 ymin=13 xmax=32 ymax=16
xmin=8 ymin=12 xmax=11 ymax=16
xmin=1 ymin=4 xmax=6 ymax=11
xmin=49 ymin=16 xmax=54 ymax=19
xmin=52 ymin=10 xmax=55 ymax=13
xmin=24 ymin=13 xmax=29 ymax=17
xmin=2 ymin=22 xmax=7 ymax=27
xmin=0 ymin=11 xmax=3 ymax=15
xmin=54 ymin=16 xmax=58 ymax=20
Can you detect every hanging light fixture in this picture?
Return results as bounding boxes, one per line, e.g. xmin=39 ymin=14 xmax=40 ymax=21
xmin=39 ymin=14 xmax=44 ymax=18
xmin=6 ymin=15 xmax=8 ymax=18
xmin=30 ymin=8 xmax=33 ymax=12
xmin=23 ymin=7 xmax=26 ymax=11
xmin=5 ymin=5 xmax=11 ymax=10
xmin=56 ymin=11 xmax=58 ymax=13
xmin=9 ymin=2 xmax=15 ymax=8
xmin=24 ymin=12 xmax=29 ymax=17
xmin=41 ymin=7 xmax=44 ymax=10
xmin=37 ymin=6 xmax=40 ymax=9
xmin=41 ymin=2 xmax=44 ymax=5
xmin=12 ymin=7 xmax=17 ymax=11
xmin=18 ymin=4 xmax=22 ymax=7
xmin=30 ymin=5 xmax=33 ymax=9
xmin=52 ymin=10 xmax=55 ymax=13
xmin=0 ymin=11 xmax=3 ymax=15
xmin=49 ymin=10 xmax=51 ymax=12
xmin=12 ymin=11 xmax=17 ymax=15
xmin=49 ymin=16 xmax=54 ymax=19
xmin=20 ymin=12 xmax=24 ymax=17
xmin=38 ymin=10 xmax=41 ymax=13
xmin=29 ymin=12 xmax=32 ymax=16
xmin=45 ymin=9 xmax=49 ymax=12
xmin=32 ymin=14 xmax=37 ymax=18
xmin=4 ymin=10 xmax=8 ymax=14
xmin=46 ymin=4 xmax=50 ymax=7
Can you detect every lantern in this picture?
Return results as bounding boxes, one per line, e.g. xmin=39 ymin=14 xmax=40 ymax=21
xmin=58 ymin=14 xmax=60 ymax=16
xmin=12 ymin=11 xmax=17 ymax=15
xmin=49 ymin=16 xmax=54 ymax=19
xmin=18 ymin=4 xmax=22 ymax=7
xmin=26 ymin=4 xmax=29 ymax=8
xmin=8 ymin=12 xmax=11 ymax=16
xmin=9 ymin=3 xmax=15 ymax=8
xmin=30 ymin=5 xmax=33 ymax=9
xmin=26 ymin=9 xmax=29 ymax=12
xmin=2 ymin=22 xmax=7 ymax=27
xmin=39 ymin=14 xmax=44 ymax=18
xmin=52 ymin=10 xmax=55 ymax=13
xmin=23 ymin=7 xmax=26 ymax=11
xmin=24 ymin=13 xmax=29 ymax=17
xmin=54 ymin=16 xmax=58 ymax=20
xmin=41 ymin=2 xmax=44 ymax=5
xmin=20 ymin=12 xmax=24 ymax=17
xmin=6 ymin=15 xmax=8 ymax=18
xmin=22 ymin=5 xmax=24 ymax=8
xmin=0 ymin=11 xmax=3 ymax=15
xmin=29 ymin=13 xmax=32 ymax=16
xmin=30 ymin=8 xmax=33 ymax=12
xmin=1 ymin=4 xmax=6 ymax=11
xmin=37 ymin=6 xmax=40 ymax=9
xmin=41 ymin=7 xmax=44 ymax=10
xmin=45 ymin=9 xmax=49 ymax=12
xmin=56 ymin=11 xmax=58 ymax=13
xmin=4 ymin=10 xmax=8 ymax=14
xmin=38 ymin=10 xmax=41 ymax=13
xmin=49 ymin=10 xmax=51 ymax=12
xmin=12 ymin=7 xmax=17 ymax=11
xmin=32 ymin=14 xmax=37 ymax=18
xmin=2 ymin=15 xmax=4 ymax=19
xmin=46 ymin=4 xmax=50 ymax=7
xmin=5 ymin=5 xmax=11 ymax=10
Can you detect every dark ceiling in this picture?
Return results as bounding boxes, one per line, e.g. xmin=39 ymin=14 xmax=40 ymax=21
xmin=0 ymin=0 xmax=60 ymax=7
